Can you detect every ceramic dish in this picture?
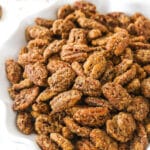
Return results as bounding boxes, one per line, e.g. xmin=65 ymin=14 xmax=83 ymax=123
xmin=0 ymin=0 xmax=150 ymax=149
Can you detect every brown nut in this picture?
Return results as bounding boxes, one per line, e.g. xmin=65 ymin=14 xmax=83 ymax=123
xmin=85 ymin=97 xmax=112 ymax=110
xmin=50 ymin=90 xmax=82 ymax=112
xmin=68 ymin=28 xmax=87 ymax=44
xmin=115 ymin=59 xmax=133 ymax=76
xmin=141 ymin=78 xmax=150 ymax=98
xmin=106 ymin=112 xmax=136 ymax=142
xmin=106 ymin=31 xmax=129 ymax=56
xmin=47 ymin=58 xmax=70 ymax=74
xmin=52 ymin=19 xmax=75 ymax=38
xmin=60 ymin=43 xmax=89 ymax=63
xmin=126 ymin=78 xmax=141 ymax=94
xmin=143 ymin=64 xmax=150 ymax=75
xmin=88 ymin=29 xmax=102 ymax=40
xmin=50 ymin=133 xmax=74 ymax=150
xmin=135 ymin=49 xmax=150 ymax=64
xmin=35 ymin=114 xmax=62 ymax=135
xmin=64 ymin=116 xmax=91 ymax=137
xmin=90 ymin=129 xmax=118 ymax=150
xmin=102 ymin=82 xmax=132 ymax=110
xmin=36 ymin=134 xmax=59 ymax=150
xmin=73 ymin=76 xmax=101 ymax=97
xmin=77 ymin=17 xmax=107 ymax=32
xmin=57 ymin=4 xmax=74 ymax=19
xmin=25 ymin=25 xmax=51 ymax=41
xmin=83 ymin=51 xmax=106 ymax=79
xmin=16 ymin=112 xmax=33 ymax=135
xmin=12 ymin=79 xmax=33 ymax=91
xmin=5 ymin=59 xmax=22 ymax=84
xmin=114 ymin=65 xmax=137 ymax=85
xmin=13 ymin=86 xmax=39 ymax=111
xmin=24 ymin=62 xmax=48 ymax=86
xmin=127 ymin=96 xmax=149 ymax=121
xmin=35 ymin=17 xmax=54 ymax=28
xmin=73 ymin=107 xmax=110 ymax=127
xmin=44 ymin=39 xmax=66 ymax=60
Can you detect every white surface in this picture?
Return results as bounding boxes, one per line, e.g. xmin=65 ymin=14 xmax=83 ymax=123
xmin=0 ymin=0 xmax=150 ymax=150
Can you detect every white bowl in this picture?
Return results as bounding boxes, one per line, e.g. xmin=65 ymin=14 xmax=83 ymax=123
xmin=0 ymin=0 xmax=150 ymax=149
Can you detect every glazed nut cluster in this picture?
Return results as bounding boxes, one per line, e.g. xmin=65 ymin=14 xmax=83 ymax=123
xmin=5 ymin=1 xmax=150 ymax=150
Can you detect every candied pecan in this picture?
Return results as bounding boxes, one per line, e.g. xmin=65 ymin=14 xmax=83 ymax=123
xmin=5 ymin=59 xmax=22 ymax=84
xmin=141 ymin=78 xmax=150 ymax=98
xmin=105 ymin=12 xmax=130 ymax=29
xmin=47 ymin=59 xmax=70 ymax=74
xmin=50 ymin=90 xmax=82 ymax=112
xmin=73 ymin=76 xmax=101 ymax=96
xmin=135 ymin=63 xmax=147 ymax=80
xmin=106 ymin=112 xmax=136 ymax=142
xmin=35 ymin=17 xmax=54 ymax=28
xmin=102 ymin=82 xmax=132 ymax=110
xmin=135 ymin=49 xmax=150 ymax=64
xmin=44 ymin=39 xmax=66 ymax=60
xmin=47 ymin=66 xmax=76 ymax=93
xmin=71 ymin=61 xmax=85 ymax=76
xmin=143 ymin=64 xmax=150 ymax=75
xmin=100 ymin=61 xmax=115 ymax=85
xmin=24 ymin=62 xmax=48 ymax=86
xmin=36 ymin=88 xmax=58 ymax=102
xmin=126 ymin=78 xmax=141 ymax=94
xmin=27 ymin=38 xmax=49 ymax=54
xmin=127 ymin=96 xmax=149 ymax=121
xmin=13 ymin=86 xmax=39 ymax=111
xmin=68 ymin=28 xmax=87 ymax=44
xmin=106 ymin=31 xmax=129 ymax=56
xmin=73 ymin=1 xmax=96 ymax=14
xmin=64 ymin=116 xmax=91 ymax=137
xmin=18 ymin=49 xmax=45 ymax=66
xmin=62 ymin=127 xmax=74 ymax=140
xmin=35 ymin=114 xmax=62 ymax=135
xmin=16 ymin=112 xmax=33 ymax=135
xmin=88 ymin=29 xmax=102 ymax=40
xmin=25 ymin=25 xmax=51 ymax=41
xmin=36 ymin=135 xmax=59 ymax=150
xmin=83 ymin=51 xmax=106 ymax=79
xmin=8 ymin=87 xmax=18 ymax=100
xmin=128 ymin=16 xmax=150 ymax=40
xmin=50 ymin=133 xmax=74 ymax=150
xmin=65 ymin=106 xmax=87 ymax=117
xmin=58 ymin=4 xmax=74 ymax=19
xmin=115 ymin=59 xmax=133 ymax=76
xmin=52 ymin=19 xmax=75 ymax=38
xmin=12 ymin=79 xmax=33 ymax=91
xmin=73 ymin=107 xmax=109 ymax=127
xmin=65 ymin=10 xmax=85 ymax=22
xmin=76 ymin=139 xmax=97 ymax=150
xmin=130 ymin=123 xmax=148 ymax=150
xmin=85 ymin=97 xmax=112 ymax=110
xmin=60 ymin=43 xmax=89 ymax=63
xmin=114 ymin=65 xmax=137 ymax=85
xmin=77 ymin=17 xmax=107 ymax=32
xmin=90 ymin=129 xmax=118 ymax=150
xmin=32 ymin=102 xmax=50 ymax=114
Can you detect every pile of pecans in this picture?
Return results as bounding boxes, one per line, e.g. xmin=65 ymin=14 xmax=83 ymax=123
xmin=5 ymin=1 xmax=150 ymax=150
